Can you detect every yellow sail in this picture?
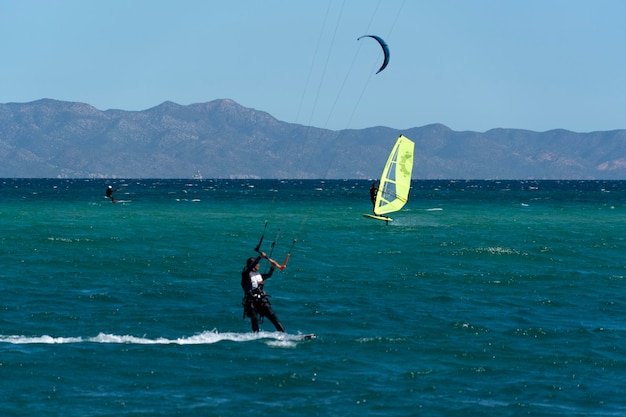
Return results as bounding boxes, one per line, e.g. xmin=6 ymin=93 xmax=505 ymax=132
xmin=374 ymin=135 xmax=414 ymax=216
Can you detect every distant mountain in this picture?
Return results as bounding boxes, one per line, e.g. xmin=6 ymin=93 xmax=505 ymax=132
xmin=1 ymin=98 xmax=625 ymax=179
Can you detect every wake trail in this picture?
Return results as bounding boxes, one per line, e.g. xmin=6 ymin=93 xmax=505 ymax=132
xmin=0 ymin=330 xmax=313 ymax=347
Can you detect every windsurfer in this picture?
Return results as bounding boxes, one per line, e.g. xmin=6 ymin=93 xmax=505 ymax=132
xmin=241 ymin=252 xmax=285 ymax=333
xmin=369 ymin=181 xmax=378 ymax=213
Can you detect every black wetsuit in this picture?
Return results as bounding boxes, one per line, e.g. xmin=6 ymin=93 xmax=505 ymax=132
xmin=241 ymin=256 xmax=285 ymax=332
xmin=106 ymin=187 xmax=114 ymax=202
xmin=370 ymin=183 xmax=378 ymax=211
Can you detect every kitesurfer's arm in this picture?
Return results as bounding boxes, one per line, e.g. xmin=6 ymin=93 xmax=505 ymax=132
xmin=248 ymin=254 xmax=264 ymax=271
xmin=254 ymin=252 xmax=281 ymax=270
xmin=261 ymin=258 xmax=282 ymax=279
xmin=268 ymin=258 xmax=281 ymax=269
xmin=252 ymin=252 xmax=272 ymax=268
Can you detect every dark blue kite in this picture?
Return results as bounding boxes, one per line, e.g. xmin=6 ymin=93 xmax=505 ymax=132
xmin=358 ymin=35 xmax=390 ymax=74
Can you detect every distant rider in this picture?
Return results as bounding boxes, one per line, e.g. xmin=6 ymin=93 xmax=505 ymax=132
xmin=105 ymin=185 xmax=115 ymax=203
xmin=370 ymin=181 xmax=378 ymax=212
xmin=241 ymin=252 xmax=285 ymax=332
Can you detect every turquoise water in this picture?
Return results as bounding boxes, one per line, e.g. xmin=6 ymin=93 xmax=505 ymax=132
xmin=1 ymin=179 xmax=625 ymax=416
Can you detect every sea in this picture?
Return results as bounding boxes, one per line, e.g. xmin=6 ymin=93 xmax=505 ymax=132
xmin=1 ymin=178 xmax=625 ymax=416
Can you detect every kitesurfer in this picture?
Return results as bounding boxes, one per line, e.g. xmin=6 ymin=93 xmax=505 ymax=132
xmin=241 ymin=252 xmax=285 ymax=333
xmin=370 ymin=181 xmax=378 ymax=213
xmin=105 ymin=185 xmax=115 ymax=203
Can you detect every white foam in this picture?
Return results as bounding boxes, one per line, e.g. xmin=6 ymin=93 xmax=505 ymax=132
xmin=0 ymin=330 xmax=307 ymax=347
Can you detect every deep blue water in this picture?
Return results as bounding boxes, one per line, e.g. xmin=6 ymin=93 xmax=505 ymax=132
xmin=1 ymin=179 xmax=626 ymax=416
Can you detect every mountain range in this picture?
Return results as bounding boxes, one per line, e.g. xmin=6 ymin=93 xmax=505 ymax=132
xmin=1 ymin=98 xmax=625 ymax=179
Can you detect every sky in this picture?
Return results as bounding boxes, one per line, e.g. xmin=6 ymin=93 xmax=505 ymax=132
xmin=1 ymin=0 xmax=625 ymax=133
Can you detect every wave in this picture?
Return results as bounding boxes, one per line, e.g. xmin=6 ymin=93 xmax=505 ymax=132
xmin=0 ymin=330 xmax=311 ymax=347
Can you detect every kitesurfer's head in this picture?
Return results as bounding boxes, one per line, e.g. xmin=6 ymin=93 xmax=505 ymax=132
xmin=108 ymin=185 xmax=112 ymax=189
xmin=246 ymin=257 xmax=256 ymax=267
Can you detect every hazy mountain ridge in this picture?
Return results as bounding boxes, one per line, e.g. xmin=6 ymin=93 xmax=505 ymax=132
xmin=1 ymin=98 xmax=625 ymax=179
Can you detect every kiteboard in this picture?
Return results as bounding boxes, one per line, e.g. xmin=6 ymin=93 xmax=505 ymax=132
xmin=363 ymin=213 xmax=392 ymax=222
xmin=298 ymin=333 xmax=316 ymax=340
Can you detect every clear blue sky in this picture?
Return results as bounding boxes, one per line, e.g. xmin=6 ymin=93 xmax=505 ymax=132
xmin=2 ymin=0 xmax=625 ymax=133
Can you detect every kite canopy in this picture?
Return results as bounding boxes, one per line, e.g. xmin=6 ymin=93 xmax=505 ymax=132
xmin=357 ymin=35 xmax=390 ymax=74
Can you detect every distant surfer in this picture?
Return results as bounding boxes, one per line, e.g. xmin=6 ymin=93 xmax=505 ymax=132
xmin=105 ymin=185 xmax=116 ymax=203
xmin=241 ymin=251 xmax=285 ymax=333
xmin=370 ymin=181 xmax=378 ymax=213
